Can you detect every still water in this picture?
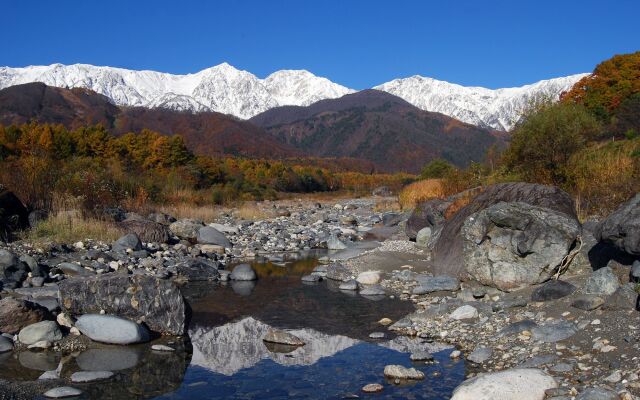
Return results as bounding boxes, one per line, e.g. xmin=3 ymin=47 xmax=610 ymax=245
xmin=2 ymin=252 xmax=465 ymax=399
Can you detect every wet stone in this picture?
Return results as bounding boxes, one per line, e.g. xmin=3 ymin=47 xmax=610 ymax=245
xmin=339 ymin=279 xmax=358 ymax=290
xmin=43 ymin=387 xmax=83 ymax=398
xmin=70 ymin=371 xmax=114 ymax=383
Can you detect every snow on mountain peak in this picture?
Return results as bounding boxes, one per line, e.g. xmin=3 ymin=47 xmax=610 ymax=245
xmin=0 ymin=62 xmax=587 ymax=130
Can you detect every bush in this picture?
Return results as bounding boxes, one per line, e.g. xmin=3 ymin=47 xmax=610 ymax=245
xmin=502 ymin=102 xmax=601 ymax=185
xmin=420 ymin=159 xmax=454 ymax=179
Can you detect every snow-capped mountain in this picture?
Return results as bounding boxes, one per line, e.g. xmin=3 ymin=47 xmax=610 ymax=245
xmin=374 ymin=73 xmax=588 ymax=131
xmin=0 ymin=63 xmax=354 ymax=119
xmin=0 ymin=62 xmax=587 ymax=130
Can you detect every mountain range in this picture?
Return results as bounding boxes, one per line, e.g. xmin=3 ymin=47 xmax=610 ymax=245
xmin=0 ymin=82 xmax=501 ymax=172
xmin=0 ymin=63 xmax=587 ymax=131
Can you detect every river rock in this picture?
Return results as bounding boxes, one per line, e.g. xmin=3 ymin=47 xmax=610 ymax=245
xmin=467 ymin=346 xmax=493 ymax=364
xmin=595 ymin=193 xmax=640 ymax=256
xmin=112 ymin=233 xmax=142 ymax=253
xmin=462 ymin=201 xmax=580 ymax=291
xmin=339 ymin=280 xmax=358 ymax=290
xmin=0 ymin=297 xmax=48 ymax=334
xmin=59 ymin=273 xmax=186 ymax=335
xmin=0 ymin=336 xmax=14 ymax=352
xmin=571 ymin=295 xmax=605 ymax=311
xmin=583 ymin=267 xmax=620 ymax=296
xmin=405 ymin=197 xmax=452 ymax=240
xmin=531 ymin=319 xmax=577 ymax=342
xmin=415 ymin=226 xmax=432 ymax=248
xmin=450 ymin=305 xmax=478 ymax=320
xmin=76 ymin=314 xmax=150 ymax=345
xmin=430 ymin=183 xmax=577 ymax=278
xmin=301 ymin=274 xmax=321 ymax=282
xmin=326 ymin=235 xmax=347 ymax=250
xmin=119 ymin=219 xmax=171 ymax=243
xmin=70 ymin=371 xmax=114 ymax=383
xmin=383 ymin=365 xmax=424 ymax=380
xmin=197 ymin=226 xmax=231 ymax=247
xmin=530 ymin=280 xmax=576 ymax=302
xmin=57 ymin=262 xmax=94 ymax=277
xmin=43 ymin=387 xmax=83 ymax=398
xmin=169 ymin=219 xmax=204 ymax=241
xmin=362 ymin=383 xmax=384 ymax=393
xmin=410 ymin=351 xmax=434 ymax=362
xmin=451 ymin=368 xmax=557 ymax=400
xmin=602 ymin=283 xmax=638 ymax=310
xmin=498 ymin=319 xmax=538 ymax=337
xmin=18 ymin=321 xmax=62 ymax=345
xmin=413 ymin=275 xmax=460 ymax=294
xmin=0 ymin=249 xmax=29 ymax=287
xmin=356 ymin=271 xmax=381 ymax=285
xmin=576 ymin=387 xmax=619 ymax=400
xmin=326 ymin=263 xmax=352 ymax=282
xmin=230 ymin=264 xmax=257 ymax=281
xmin=263 ymin=329 xmax=305 ymax=346
xmin=175 ymin=259 xmax=220 ymax=281
xmin=360 ymin=285 xmax=385 ymax=296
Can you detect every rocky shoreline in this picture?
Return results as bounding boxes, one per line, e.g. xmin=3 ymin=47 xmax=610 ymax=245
xmin=0 ymin=184 xmax=639 ymax=399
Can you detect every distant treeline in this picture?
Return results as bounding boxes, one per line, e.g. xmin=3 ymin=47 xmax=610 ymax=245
xmin=0 ymin=123 xmax=413 ymax=213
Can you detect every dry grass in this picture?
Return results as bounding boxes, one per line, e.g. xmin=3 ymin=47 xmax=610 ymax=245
xmin=373 ymin=199 xmax=402 ymax=212
xmin=27 ymin=212 xmax=123 ymax=244
xmin=234 ymin=202 xmax=275 ymax=220
xmin=155 ymin=203 xmax=221 ymax=223
xmin=398 ymin=179 xmax=444 ymax=209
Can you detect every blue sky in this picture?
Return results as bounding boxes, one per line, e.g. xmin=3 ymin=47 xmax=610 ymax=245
xmin=2 ymin=0 xmax=638 ymax=89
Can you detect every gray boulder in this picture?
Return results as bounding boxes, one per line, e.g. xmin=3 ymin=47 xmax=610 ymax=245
xmin=169 ymin=219 xmax=204 ymax=241
xmin=451 ymin=368 xmax=557 ymax=400
xmin=595 ymin=193 xmax=640 ymax=256
xmin=58 ymin=273 xmax=186 ymax=335
xmin=175 ymin=259 xmax=220 ymax=281
xmin=75 ymin=314 xmax=150 ymax=345
xmin=112 ymin=233 xmax=143 ymax=253
xmin=583 ymin=267 xmax=620 ymax=296
xmin=197 ymin=226 xmax=231 ymax=247
xmin=571 ymin=295 xmax=605 ymax=311
xmin=230 ymin=264 xmax=257 ymax=281
xmin=0 ymin=249 xmax=29 ymax=287
xmin=18 ymin=321 xmax=62 ymax=345
xmin=462 ymin=201 xmax=580 ymax=291
xmin=430 ymin=183 xmax=577 ymax=277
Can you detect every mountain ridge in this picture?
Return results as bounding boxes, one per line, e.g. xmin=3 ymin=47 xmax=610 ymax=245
xmin=0 ymin=63 xmax=586 ymax=130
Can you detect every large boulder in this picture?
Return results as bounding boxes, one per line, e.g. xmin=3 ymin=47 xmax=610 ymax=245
xmin=58 ymin=274 xmax=186 ymax=335
xmin=119 ymin=219 xmax=171 ymax=243
xmin=406 ymin=198 xmax=450 ymax=240
xmin=169 ymin=219 xmax=204 ymax=241
xmin=451 ymin=368 xmax=557 ymax=400
xmin=197 ymin=226 xmax=231 ymax=247
xmin=596 ymin=193 xmax=640 ymax=256
xmin=112 ymin=233 xmax=143 ymax=253
xmin=0 ymin=190 xmax=29 ymax=241
xmin=462 ymin=202 xmax=580 ymax=291
xmin=430 ymin=182 xmax=577 ymax=277
xmin=0 ymin=297 xmax=49 ymax=334
xmin=0 ymin=249 xmax=29 ymax=288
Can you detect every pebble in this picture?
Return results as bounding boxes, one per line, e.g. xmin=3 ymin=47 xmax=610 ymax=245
xmin=151 ymin=344 xmax=175 ymax=352
xmin=362 ymin=383 xmax=384 ymax=393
